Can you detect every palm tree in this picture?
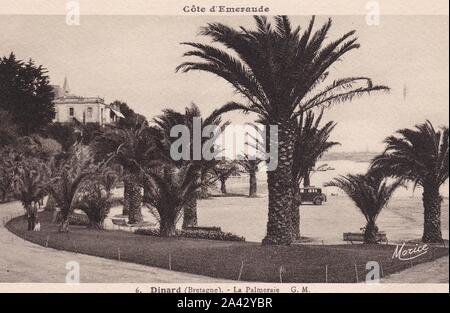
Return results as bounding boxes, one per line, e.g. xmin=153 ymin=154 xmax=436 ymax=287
xmin=92 ymin=121 xmax=156 ymax=224
xmin=325 ymin=173 xmax=403 ymax=243
xmin=371 ymin=121 xmax=449 ymax=243
xmin=75 ymin=181 xmax=114 ymax=230
xmin=177 ymin=15 xmax=388 ymax=245
xmin=291 ymin=109 xmax=339 ymax=239
xmin=143 ymin=164 xmax=203 ymax=237
xmin=74 ymin=165 xmax=121 ymax=229
xmin=153 ymin=103 xmax=228 ymax=229
xmin=293 ymin=110 xmax=340 ymax=188
xmin=12 ymin=158 xmax=48 ymax=230
xmin=238 ymin=154 xmax=263 ymax=197
xmin=211 ymin=160 xmax=242 ymax=194
xmin=46 ymin=146 xmax=94 ymax=232
xmin=98 ymin=165 xmax=122 ymax=195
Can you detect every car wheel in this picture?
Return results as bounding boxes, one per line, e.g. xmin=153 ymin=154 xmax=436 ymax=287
xmin=313 ymin=198 xmax=323 ymax=205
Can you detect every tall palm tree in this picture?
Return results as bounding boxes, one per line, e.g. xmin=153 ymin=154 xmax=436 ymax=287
xmin=177 ymin=15 xmax=388 ymax=245
xmin=293 ymin=109 xmax=340 ymax=188
xmin=238 ymin=154 xmax=263 ymax=197
xmin=92 ymin=121 xmax=156 ymax=224
xmin=371 ymin=121 xmax=449 ymax=243
xmin=291 ymin=109 xmax=339 ymax=239
xmin=153 ymin=103 xmax=228 ymax=229
xmin=12 ymin=158 xmax=48 ymax=230
xmin=325 ymin=173 xmax=403 ymax=243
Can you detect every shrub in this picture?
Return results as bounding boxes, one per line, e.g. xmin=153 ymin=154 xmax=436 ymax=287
xmin=67 ymin=213 xmax=90 ymax=226
xmin=75 ymin=183 xmax=113 ymax=229
xmin=135 ymin=227 xmax=245 ymax=242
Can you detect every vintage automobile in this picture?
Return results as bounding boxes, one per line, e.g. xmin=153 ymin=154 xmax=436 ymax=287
xmin=299 ymin=187 xmax=327 ymax=205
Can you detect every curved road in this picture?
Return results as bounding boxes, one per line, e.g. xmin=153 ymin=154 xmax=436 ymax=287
xmin=0 ymin=201 xmax=228 ymax=283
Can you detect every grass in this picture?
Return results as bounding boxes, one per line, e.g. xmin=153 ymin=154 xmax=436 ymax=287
xmin=6 ymin=211 xmax=449 ymax=283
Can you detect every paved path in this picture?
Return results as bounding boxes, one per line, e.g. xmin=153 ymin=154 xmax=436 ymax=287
xmin=0 ymin=202 xmax=228 ymax=283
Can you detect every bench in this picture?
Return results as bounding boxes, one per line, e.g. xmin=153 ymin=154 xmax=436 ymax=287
xmin=343 ymin=232 xmax=388 ymax=243
xmin=111 ymin=218 xmax=128 ymax=227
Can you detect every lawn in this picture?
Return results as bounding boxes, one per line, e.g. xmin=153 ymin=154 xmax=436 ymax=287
xmin=6 ymin=211 xmax=449 ymax=283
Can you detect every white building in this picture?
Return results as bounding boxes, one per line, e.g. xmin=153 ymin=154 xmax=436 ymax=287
xmin=51 ymin=78 xmax=124 ymax=125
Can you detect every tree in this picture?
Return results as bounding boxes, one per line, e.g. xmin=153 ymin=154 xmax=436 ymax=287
xmin=0 ymin=110 xmax=19 ymax=147
xmin=75 ymin=181 xmax=114 ymax=230
xmin=143 ymin=164 xmax=203 ymax=237
xmin=12 ymin=158 xmax=48 ymax=230
xmin=97 ymin=166 xmax=122 ymax=195
xmin=41 ymin=123 xmax=77 ymax=153
xmin=100 ymin=101 xmax=148 ymax=218
xmin=0 ymin=53 xmax=55 ymax=134
xmin=111 ymin=100 xmax=147 ymax=129
xmin=211 ymin=160 xmax=242 ymax=194
xmin=46 ymin=146 xmax=94 ymax=232
xmin=371 ymin=121 xmax=449 ymax=243
xmin=177 ymin=15 xmax=388 ymax=245
xmin=238 ymin=154 xmax=263 ymax=197
xmin=293 ymin=110 xmax=340 ymax=188
xmin=0 ymin=150 xmax=15 ymax=202
xmin=325 ymin=173 xmax=402 ymax=243
xmin=92 ymin=121 xmax=156 ymax=224
xmin=152 ymin=103 xmax=228 ymax=228
xmin=291 ymin=109 xmax=339 ymax=239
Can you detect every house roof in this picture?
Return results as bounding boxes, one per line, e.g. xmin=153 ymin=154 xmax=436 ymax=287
xmin=110 ymin=108 xmax=125 ymax=118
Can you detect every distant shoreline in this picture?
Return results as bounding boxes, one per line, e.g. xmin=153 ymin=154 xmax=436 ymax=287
xmin=321 ymin=151 xmax=379 ymax=163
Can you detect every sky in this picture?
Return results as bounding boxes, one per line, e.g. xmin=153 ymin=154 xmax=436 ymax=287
xmin=0 ymin=14 xmax=448 ymax=152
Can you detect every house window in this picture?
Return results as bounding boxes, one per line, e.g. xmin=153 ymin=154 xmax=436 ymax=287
xmin=87 ymin=107 xmax=93 ymax=118
xmin=69 ymin=107 xmax=74 ymax=116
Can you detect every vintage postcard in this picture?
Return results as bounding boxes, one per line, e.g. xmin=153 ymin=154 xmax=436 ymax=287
xmin=0 ymin=0 xmax=448 ymax=298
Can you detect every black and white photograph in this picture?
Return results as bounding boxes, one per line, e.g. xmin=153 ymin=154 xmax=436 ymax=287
xmin=0 ymin=0 xmax=448 ymax=296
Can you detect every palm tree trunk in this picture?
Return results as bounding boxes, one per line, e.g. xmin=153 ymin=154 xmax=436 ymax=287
xmin=262 ymin=122 xmax=295 ymax=246
xmin=422 ymin=184 xmax=443 ymax=243
xmin=364 ymin=220 xmax=378 ymax=244
xmin=59 ymin=210 xmax=70 ymax=232
xmin=291 ymin=184 xmax=301 ymax=240
xmin=122 ymin=179 xmax=130 ymax=216
xmin=26 ymin=203 xmax=38 ymax=231
xmin=127 ymin=179 xmax=143 ymax=224
xmin=249 ymin=171 xmax=257 ymax=197
xmin=182 ymin=196 xmax=198 ymax=229
xmin=88 ymin=220 xmax=104 ymax=230
xmin=220 ymin=179 xmax=227 ymax=194
xmin=160 ymin=212 xmax=177 ymax=237
xmin=303 ymin=174 xmax=311 ymax=187
xmin=198 ymin=170 xmax=210 ymax=199
xmin=199 ymin=184 xmax=209 ymax=199
xmin=26 ymin=204 xmax=37 ymax=231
